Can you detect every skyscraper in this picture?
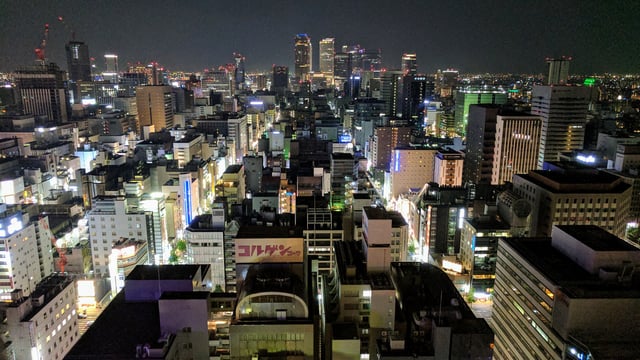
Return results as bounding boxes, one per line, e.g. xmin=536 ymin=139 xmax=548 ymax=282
xmin=379 ymin=70 xmax=403 ymax=117
xmin=294 ymin=34 xmax=312 ymax=83
xmin=454 ymin=86 xmax=507 ymax=138
xmin=492 ymin=112 xmax=541 ymax=185
xmin=103 ymin=53 xmax=119 ymax=83
xmin=233 ymin=53 xmax=245 ymax=91
xmin=14 ymin=63 xmax=70 ymax=122
xmin=401 ymin=53 xmax=417 ymax=75
xmin=531 ymin=85 xmax=590 ymax=168
xmin=319 ymin=38 xmax=334 ymax=78
xmin=136 ymin=85 xmax=175 ymax=133
xmin=271 ymin=65 xmax=288 ymax=95
xmin=546 ymin=56 xmax=571 ymax=85
xmin=65 ymin=41 xmax=91 ymax=82
xmin=401 ymin=74 xmax=435 ymax=120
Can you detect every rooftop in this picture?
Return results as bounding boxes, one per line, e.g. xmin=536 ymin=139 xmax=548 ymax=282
xmin=126 ymin=264 xmax=208 ymax=281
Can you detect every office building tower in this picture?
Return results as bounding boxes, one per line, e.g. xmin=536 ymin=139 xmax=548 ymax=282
xmin=401 ymin=53 xmax=417 ymax=75
xmin=401 ymin=74 xmax=435 ymax=120
xmin=5 ymin=275 xmax=79 ymax=360
xmin=434 ymin=149 xmax=464 ymax=186
xmin=546 ymin=56 xmax=571 ymax=85
xmin=460 ymin=217 xmax=510 ymax=296
xmin=361 ymin=206 xmax=408 ymax=271
xmin=492 ymin=111 xmax=542 ymax=184
xmin=436 ymin=69 xmax=459 ymax=97
xmin=463 ymin=105 xmax=500 ymax=185
xmin=88 ymin=196 xmax=153 ymax=277
xmin=493 ymin=225 xmax=640 ymax=360
xmin=0 ymin=205 xmax=43 ymax=297
xmin=271 ymin=65 xmax=288 ymax=94
xmin=233 ymin=53 xmax=245 ymax=90
xmin=14 ymin=63 xmax=70 ymax=122
xmin=319 ymin=38 xmax=335 ymax=78
xmin=380 ymin=70 xmax=403 ymax=117
xmin=454 ymin=87 xmax=507 ymax=138
xmin=370 ymin=125 xmax=412 ymax=171
xmin=389 ymin=145 xmax=438 ymax=199
xmin=65 ymin=41 xmax=91 ymax=82
xmin=512 ymin=166 xmax=631 ymax=237
xmin=531 ymin=85 xmax=590 ymax=168
xmin=330 ymin=153 xmax=356 ymax=210
xmin=333 ymin=51 xmax=351 ymax=87
xmin=136 ymin=85 xmax=174 ymax=132
xmin=185 ymin=213 xmax=226 ymax=291
xmin=294 ymin=34 xmax=312 ymax=83
xmin=103 ymin=54 xmax=119 ymax=83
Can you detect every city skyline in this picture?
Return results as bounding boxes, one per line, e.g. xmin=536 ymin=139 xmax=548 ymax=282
xmin=1 ymin=0 xmax=639 ymax=74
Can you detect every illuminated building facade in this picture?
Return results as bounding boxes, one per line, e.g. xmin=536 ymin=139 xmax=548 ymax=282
xmin=380 ymin=70 xmax=403 ymax=117
xmin=433 ymin=149 xmax=464 ymax=186
xmin=401 ymin=53 xmax=417 ymax=75
xmin=454 ymin=87 xmax=507 ymax=138
xmin=135 ymin=85 xmax=175 ymax=133
xmin=5 ymin=275 xmax=79 ymax=360
xmin=493 ymin=226 xmax=640 ymax=360
xmin=389 ymin=146 xmax=438 ymax=199
xmin=531 ymin=85 xmax=590 ymax=168
xmin=0 ymin=205 xmax=41 ymax=298
xmin=185 ymin=212 xmax=226 ymax=291
xmin=370 ymin=125 xmax=412 ymax=171
xmin=14 ymin=63 xmax=70 ymax=123
xmin=88 ymin=196 xmax=153 ymax=277
xmin=103 ymin=54 xmax=118 ymax=83
xmin=319 ymin=38 xmax=335 ymax=81
xmin=109 ymin=238 xmax=148 ymax=293
xmin=294 ymin=34 xmax=312 ymax=83
xmin=512 ymin=167 xmax=631 ymax=238
xmin=492 ymin=112 xmax=542 ymax=185
xmin=400 ymin=74 xmax=434 ymax=120
xmin=546 ymin=56 xmax=571 ymax=85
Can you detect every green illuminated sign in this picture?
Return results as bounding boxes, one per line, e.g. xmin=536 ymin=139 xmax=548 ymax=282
xmin=584 ymin=78 xmax=595 ymax=86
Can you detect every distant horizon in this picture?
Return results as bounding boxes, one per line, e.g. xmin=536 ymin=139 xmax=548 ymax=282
xmin=1 ymin=0 xmax=639 ymax=74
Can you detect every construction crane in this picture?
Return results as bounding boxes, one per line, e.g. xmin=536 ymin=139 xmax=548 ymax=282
xmin=34 ymin=23 xmax=49 ymax=63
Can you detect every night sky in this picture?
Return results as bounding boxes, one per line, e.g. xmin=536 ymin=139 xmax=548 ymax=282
xmin=0 ymin=0 xmax=638 ymax=75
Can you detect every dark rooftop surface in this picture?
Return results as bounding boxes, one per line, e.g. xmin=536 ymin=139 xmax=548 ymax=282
xmin=224 ymin=164 xmax=243 ymax=174
xmin=332 ymin=322 xmax=359 ymax=340
xmin=126 ymin=265 xmax=207 ymax=281
xmin=159 ymin=291 xmax=210 ymax=300
xmin=65 ymin=291 xmax=160 ymax=360
xmin=557 ymin=225 xmax=640 ymax=252
xmin=503 ymin=237 xmax=640 ymax=298
xmin=517 ymin=170 xmax=630 ymax=193
xmin=236 ymin=225 xmax=303 ymax=239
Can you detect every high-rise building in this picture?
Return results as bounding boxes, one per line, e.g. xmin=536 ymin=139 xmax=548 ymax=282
xmin=0 ymin=205 xmax=43 ymax=298
xmin=492 ymin=112 xmax=542 ymax=184
xmin=379 ymin=70 xmax=403 ymax=117
xmin=512 ymin=167 xmax=631 ymax=237
xmin=294 ymin=34 xmax=312 ymax=83
xmin=14 ymin=63 xmax=70 ymax=122
xmin=434 ymin=149 xmax=464 ymax=186
xmin=401 ymin=74 xmax=434 ymax=120
xmin=454 ymin=87 xmax=507 ymax=138
xmin=463 ymin=104 xmax=500 ymax=185
xmin=370 ymin=125 xmax=412 ymax=171
xmin=5 ymin=275 xmax=79 ymax=360
xmin=401 ymin=53 xmax=417 ymax=75
xmin=103 ymin=54 xmax=119 ymax=83
xmin=136 ymin=85 xmax=174 ymax=132
xmin=546 ymin=56 xmax=571 ymax=85
xmin=436 ymin=69 xmax=459 ymax=97
xmin=319 ymin=38 xmax=334 ymax=79
xmin=330 ymin=153 xmax=356 ymax=210
xmin=493 ymin=225 xmax=640 ymax=360
xmin=185 ymin=213 xmax=226 ymax=291
xmin=271 ymin=65 xmax=288 ymax=94
xmin=233 ymin=53 xmax=245 ymax=91
xmin=65 ymin=41 xmax=91 ymax=82
xmin=531 ymin=85 xmax=590 ymax=168
xmin=389 ymin=145 xmax=438 ymax=199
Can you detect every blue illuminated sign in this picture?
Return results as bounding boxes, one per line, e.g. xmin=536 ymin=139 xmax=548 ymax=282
xmin=184 ymin=180 xmax=193 ymax=225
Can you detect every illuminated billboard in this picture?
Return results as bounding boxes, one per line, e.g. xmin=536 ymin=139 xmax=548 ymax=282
xmin=235 ymin=237 xmax=304 ymax=263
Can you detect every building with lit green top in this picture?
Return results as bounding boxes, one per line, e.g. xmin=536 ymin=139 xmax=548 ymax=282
xmin=454 ymin=87 xmax=507 ymax=138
